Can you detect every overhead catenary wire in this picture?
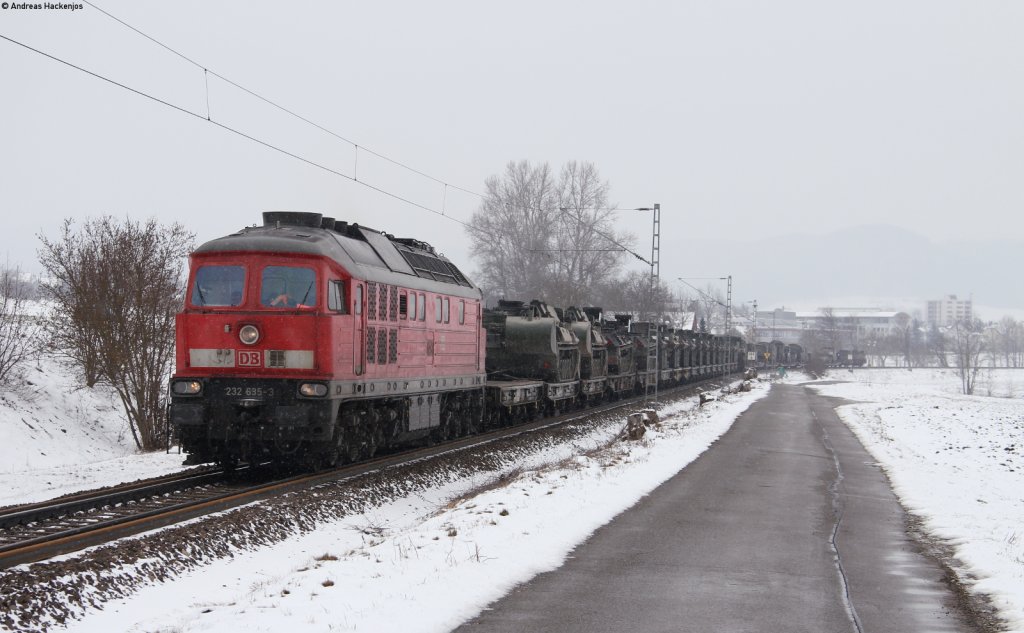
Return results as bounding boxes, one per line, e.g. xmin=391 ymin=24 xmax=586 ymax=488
xmin=81 ymin=0 xmax=485 ymax=200
xmin=3 ymin=10 xmax=653 ymax=265
xmin=76 ymin=1 xmax=657 ymax=265
xmin=677 ymin=277 xmax=729 ymax=310
xmin=0 ymin=32 xmax=479 ymax=235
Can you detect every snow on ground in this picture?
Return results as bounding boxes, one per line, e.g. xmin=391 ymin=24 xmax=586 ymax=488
xmin=0 ymin=352 xmax=186 ymax=507
xmin=55 ymin=385 xmax=769 ymax=633
xmin=806 ymin=368 xmax=1024 ymax=632
xmin=8 ymin=359 xmax=1022 ymax=631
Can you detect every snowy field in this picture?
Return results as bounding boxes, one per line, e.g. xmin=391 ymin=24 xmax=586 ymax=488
xmin=807 ymin=368 xmax=1024 ymax=632
xmin=4 ymin=363 xmax=1023 ymax=631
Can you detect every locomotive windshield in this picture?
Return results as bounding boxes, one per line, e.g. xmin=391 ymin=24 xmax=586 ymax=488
xmin=261 ymin=266 xmax=317 ymax=308
xmin=191 ymin=265 xmax=245 ymax=307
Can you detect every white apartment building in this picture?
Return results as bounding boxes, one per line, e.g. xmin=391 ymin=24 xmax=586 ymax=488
xmin=926 ymin=295 xmax=972 ymax=326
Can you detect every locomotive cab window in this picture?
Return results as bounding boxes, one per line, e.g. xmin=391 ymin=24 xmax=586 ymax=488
xmin=191 ymin=265 xmax=245 ymax=307
xmin=408 ymin=292 xmax=417 ymax=321
xmin=459 ymin=300 xmax=465 ymax=325
xmin=442 ymin=298 xmax=450 ymax=323
xmin=354 ymin=284 xmax=363 ymax=315
xmin=328 ymin=281 xmax=347 ymax=313
xmin=260 ymin=266 xmax=316 ymax=309
xmin=418 ymin=293 xmax=426 ymax=321
xmin=435 ymin=296 xmax=442 ymax=323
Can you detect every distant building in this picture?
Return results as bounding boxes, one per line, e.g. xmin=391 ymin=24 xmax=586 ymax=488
xmin=926 ymin=295 xmax=972 ymax=326
xmin=751 ymin=307 xmax=911 ymax=350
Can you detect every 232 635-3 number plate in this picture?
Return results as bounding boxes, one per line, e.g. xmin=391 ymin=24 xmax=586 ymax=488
xmin=224 ymin=386 xmax=275 ymax=398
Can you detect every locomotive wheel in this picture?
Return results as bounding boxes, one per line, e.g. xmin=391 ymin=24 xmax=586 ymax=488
xmin=432 ymin=409 xmax=458 ymax=443
xmin=318 ymin=447 xmax=340 ymax=471
xmin=340 ymin=434 xmax=369 ymax=464
xmin=461 ymin=411 xmax=478 ymax=436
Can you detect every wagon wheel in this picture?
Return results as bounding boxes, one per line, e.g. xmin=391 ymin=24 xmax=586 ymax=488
xmin=484 ymin=406 xmax=503 ymax=431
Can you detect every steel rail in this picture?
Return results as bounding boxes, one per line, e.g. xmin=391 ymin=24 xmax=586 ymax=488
xmin=0 ymin=375 xmax=739 ymax=570
xmin=0 ymin=469 xmax=225 ymax=530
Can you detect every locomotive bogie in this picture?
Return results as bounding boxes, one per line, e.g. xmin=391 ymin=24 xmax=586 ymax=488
xmin=580 ymin=377 xmax=606 ymax=397
xmin=545 ymin=380 xmax=580 ymax=404
xmin=486 ymin=380 xmax=543 ymax=407
xmin=604 ymin=374 xmax=635 ymax=395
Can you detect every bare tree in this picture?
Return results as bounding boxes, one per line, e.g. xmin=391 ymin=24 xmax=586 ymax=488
xmin=993 ymin=316 xmax=1022 ymax=368
xmin=0 ymin=264 xmax=38 ymax=388
xmin=693 ymin=284 xmax=728 ymax=334
xmin=864 ymin=331 xmax=889 ymax=367
xmin=605 ymin=270 xmax=673 ymax=321
xmin=467 ymin=161 xmax=559 ymax=303
xmin=950 ymin=318 xmax=986 ymax=395
xmin=550 ymin=161 xmax=634 ymax=306
xmin=904 ymin=318 xmax=927 ymax=367
xmin=890 ymin=312 xmax=914 ymax=368
xmin=927 ymin=323 xmax=950 ymax=368
xmin=38 ymin=217 xmax=194 ymax=450
xmin=467 ymin=160 xmax=634 ymax=307
xmin=817 ymin=307 xmax=844 ymax=352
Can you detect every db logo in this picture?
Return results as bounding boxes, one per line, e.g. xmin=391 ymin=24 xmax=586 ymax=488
xmin=238 ymin=350 xmax=262 ymax=367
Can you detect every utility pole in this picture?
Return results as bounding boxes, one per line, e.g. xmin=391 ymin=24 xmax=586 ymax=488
xmin=636 ymin=204 xmax=660 ymax=404
xmin=725 ymin=275 xmax=732 ymax=335
xmin=653 ymin=203 xmax=660 ymax=404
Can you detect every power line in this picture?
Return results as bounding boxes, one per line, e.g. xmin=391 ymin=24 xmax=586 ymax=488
xmin=0 ymin=32 xmax=478 ymax=234
xmin=77 ymin=1 xmax=655 ymax=264
xmin=2 ymin=18 xmax=654 ymax=265
xmin=81 ymin=0 xmax=485 ymax=200
xmin=558 ymin=206 xmax=651 ymax=265
xmin=677 ymin=277 xmax=729 ymax=310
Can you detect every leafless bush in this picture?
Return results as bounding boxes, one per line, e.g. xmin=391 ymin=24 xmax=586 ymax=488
xmin=951 ymin=318 xmax=986 ymax=395
xmin=38 ymin=217 xmax=194 ymax=450
xmin=0 ymin=264 xmax=39 ymax=388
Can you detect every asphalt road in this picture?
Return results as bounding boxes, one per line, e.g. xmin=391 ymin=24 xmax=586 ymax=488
xmin=455 ymin=383 xmax=978 ymax=633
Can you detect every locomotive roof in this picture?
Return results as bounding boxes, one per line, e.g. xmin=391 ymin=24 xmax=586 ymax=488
xmin=193 ymin=212 xmax=481 ymax=299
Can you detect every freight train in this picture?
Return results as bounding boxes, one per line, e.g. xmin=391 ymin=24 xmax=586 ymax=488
xmin=169 ymin=212 xmax=746 ymax=469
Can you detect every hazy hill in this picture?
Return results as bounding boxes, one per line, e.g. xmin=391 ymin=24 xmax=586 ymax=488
xmin=660 ymin=224 xmax=1022 ymax=313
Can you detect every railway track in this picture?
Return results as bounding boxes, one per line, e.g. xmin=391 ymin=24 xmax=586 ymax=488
xmin=0 ymin=375 xmax=736 ymax=570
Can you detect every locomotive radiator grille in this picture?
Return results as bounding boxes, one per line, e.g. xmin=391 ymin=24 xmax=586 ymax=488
xmin=367 ymin=326 xmax=376 ymax=364
xmin=377 ymin=328 xmax=387 ymax=365
xmin=378 ymin=284 xmax=387 ymax=321
xmin=389 ymin=286 xmax=398 ymax=322
xmin=388 ymin=329 xmax=398 ymax=363
xmin=367 ymin=282 xmax=377 ymax=320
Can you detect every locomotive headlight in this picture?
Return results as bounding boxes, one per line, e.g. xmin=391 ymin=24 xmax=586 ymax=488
xmin=239 ymin=324 xmax=260 ymax=345
xmin=172 ymin=380 xmax=203 ymax=395
xmin=299 ymin=382 xmax=328 ymax=397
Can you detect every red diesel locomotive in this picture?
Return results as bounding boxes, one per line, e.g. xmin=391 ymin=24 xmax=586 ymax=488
xmin=169 ymin=212 xmax=486 ymax=468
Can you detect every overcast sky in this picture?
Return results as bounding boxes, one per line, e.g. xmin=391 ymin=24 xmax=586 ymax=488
xmin=2 ymin=1 xmax=1021 ymax=306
